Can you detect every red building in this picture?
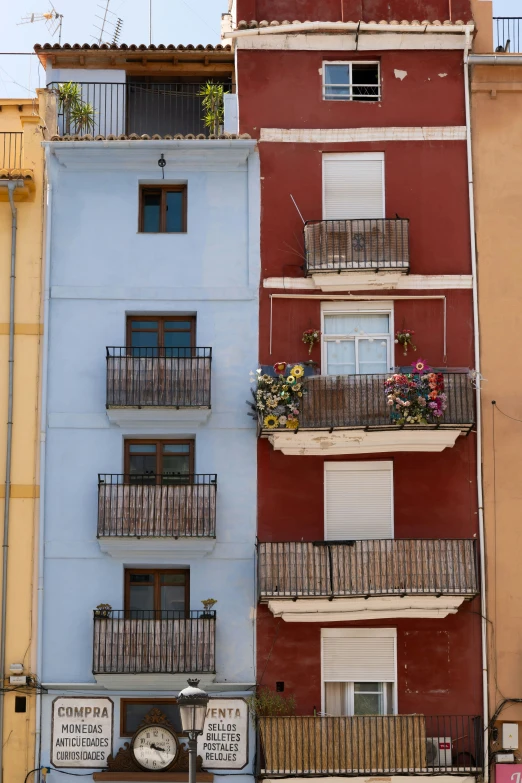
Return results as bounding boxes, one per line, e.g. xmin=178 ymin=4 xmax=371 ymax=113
xmin=230 ymin=0 xmax=484 ymax=778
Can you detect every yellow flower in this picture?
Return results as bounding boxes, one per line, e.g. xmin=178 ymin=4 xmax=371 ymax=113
xmin=286 ymin=418 xmax=299 ymax=429
xmin=263 ymin=414 xmax=279 ymax=429
xmin=290 ymin=365 xmax=304 ymax=378
xmin=266 ymin=398 xmax=278 ymax=408
xmin=293 ymin=383 xmax=302 ymax=391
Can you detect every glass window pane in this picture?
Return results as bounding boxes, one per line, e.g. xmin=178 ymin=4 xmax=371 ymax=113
xmin=358 ymin=339 xmax=388 ymax=374
xmin=161 ymin=584 xmax=186 ymax=614
xmin=131 ymin=321 xmax=159 ymax=330
xmin=161 ymin=574 xmax=186 ymax=586
xmin=326 ymin=340 xmax=356 ymax=375
xmin=165 ymin=191 xmax=184 ymax=233
xmin=352 ymin=64 xmax=379 ymax=85
xmin=164 ymin=332 xmax=192 ymax=356
xmin=324 ymin=64 xmax=351 ymax=100
xmin=129 ymin=454 xmax=156 ymax=482
xmin=142 ymin=191 xmax=161 ymax=233
xmin=129 ymin=444 xmax=157 ymax=454
xmin=165 ymin=321 xmax=192 ymax=330
xmin=325 ymin=682 xmax=348 ymax=716
xmin=124 ymin=702 xmax=182 ymax=736
xmin=163 ymin=444 xmax=190 ymax=454
xmin=162 ymin=454 xmax=191 ymax=483
xmin=324 ymin=313 xmax=389 ymax=336
xmin=129 ymin=584 xmax=155 ymax=613
xmin=354 ymin=683 xmax=383 ymax=692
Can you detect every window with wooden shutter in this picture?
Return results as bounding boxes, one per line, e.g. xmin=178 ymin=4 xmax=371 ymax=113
xmin=322 ymin=152 xmax=385 ymax=220
xmin=322 ymin=628 xmax=396 ymax=716
xmin=324 ymin=461 xmax=393 ymax=540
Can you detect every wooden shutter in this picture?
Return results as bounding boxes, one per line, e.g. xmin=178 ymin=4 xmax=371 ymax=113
xmin=323 ymin=153 xmax=384 ymax=220
xmin=322 ymin=630 xmax=396 ymax=682
xmin=324 ymin=461 xmax=393 ymax=540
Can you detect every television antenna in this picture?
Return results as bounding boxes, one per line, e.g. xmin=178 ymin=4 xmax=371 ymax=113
xmin=92 ymin=0 xmax=124 ymax=45
xmin=18 ymin=3 xmax=64 ymax=44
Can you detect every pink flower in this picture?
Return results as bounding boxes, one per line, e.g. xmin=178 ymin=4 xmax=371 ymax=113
xmin=411 ymin=358 xmax=432 ymax=375
xmin=273 ymin=362 xmax=287 ymax=374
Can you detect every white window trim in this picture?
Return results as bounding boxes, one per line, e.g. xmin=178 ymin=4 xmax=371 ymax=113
xmin=322 ymin=151 xmax=385 ymax=220
xmin=323 ymin=460 xmax=394 ymax=540
xmin=323 ymin=61 xmax=381 ymax=102
xmin=320 ymin=300 xmax=394 ymax=376
xmin=321 ymin=628 xmax=398 ymax=715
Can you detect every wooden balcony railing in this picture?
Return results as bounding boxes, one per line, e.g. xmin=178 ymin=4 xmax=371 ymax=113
xmin=258 ymin=540 xmax=478 ymax=599
xmin=304 ymin=219 xmax=410 ymax=274
xmin=259 ymin=715 xmax=483 ymax=775
xmin=92 ymin=610 xmax=216 ymax=674
xmin=106 ymin=347 xmax=211 ymax=408
xmin=97 ymin=474 xmax=217 ymax=538
xmin=0 ymin=132 xmax=23 ymax=173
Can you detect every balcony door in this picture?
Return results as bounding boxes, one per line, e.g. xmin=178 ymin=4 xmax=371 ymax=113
xmin=125 ymin=569 xmax=189 ymax=619
xmin=124 ymin=439 xmax=194 ymax=485
xmin=321 ymin=302 xmax=393 ymax=376
xmin=127 ymin=316 xmax=195 ymax=358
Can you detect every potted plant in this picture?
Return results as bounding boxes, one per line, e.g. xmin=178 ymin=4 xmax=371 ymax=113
xmin=201 ymin=598 xmax=217 ymax=616
xmin=198 ymin=82 xmax=227 ymax=135
xmin=57 ymin=82 xmax=96 ymax=135
xmin=302 ymin=328 xmax=321 ymax=355
xmin=94 ymin=603 xmax=112 ymax=618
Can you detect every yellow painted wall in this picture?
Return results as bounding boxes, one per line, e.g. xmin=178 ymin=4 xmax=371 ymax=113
xmin=471 ymin=0 xmax=522 ymax=756
xmin=0 ymin=97 xmax=44 ymax=779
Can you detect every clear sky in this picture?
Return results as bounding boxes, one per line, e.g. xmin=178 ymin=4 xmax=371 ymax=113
xmin=0 ymin=0 xmax=519 ymax=98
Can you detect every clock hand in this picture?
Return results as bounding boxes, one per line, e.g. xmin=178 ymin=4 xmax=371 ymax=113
xmin=150 ymin=743 xmax=166 ymax=752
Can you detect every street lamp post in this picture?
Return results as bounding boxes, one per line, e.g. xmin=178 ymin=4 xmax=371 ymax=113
xmin=178 ymin=679 xmax=210 ymax=783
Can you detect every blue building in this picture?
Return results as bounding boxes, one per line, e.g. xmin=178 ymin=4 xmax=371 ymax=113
xmin=36 ymin=42 xmax=259 ymax=782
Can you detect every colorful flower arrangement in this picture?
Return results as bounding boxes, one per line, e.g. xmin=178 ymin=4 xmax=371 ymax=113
xmin=384 ymin=359 xmax=447 ymax=425
xmin=251 ymin=363 xmax=305 ymax=430
xmin=302 ymin=328 xmax=321 ymax=355
xmin=394 ymin=328 xmax=417 ymax=356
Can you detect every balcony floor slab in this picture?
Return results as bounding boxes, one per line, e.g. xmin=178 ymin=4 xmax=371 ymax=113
xmin=106 ymin=407 xmax=211 ymax=427
xmin=266 ymin=595 xmax=468 ymax=622
xmin=267 ymin=428 xmax=463 ymax=455
xmin=98 ymin=536 xmax=217 ymax=561
xmin=261 ymin=775 xmax=478 ymax=782
xmin=94 ymin=673 xmax=217 ymax=691
xmin=310 ymin=270 xmax=406 ymax=291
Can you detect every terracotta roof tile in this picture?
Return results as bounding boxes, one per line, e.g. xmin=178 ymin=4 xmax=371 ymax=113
xmin=34 ymin=42 xmax=231 ymax=52
xmin=49 ymin=133 xmax=251 ymax=141
xmin=234 ymin=18 xmax=472 ymax=29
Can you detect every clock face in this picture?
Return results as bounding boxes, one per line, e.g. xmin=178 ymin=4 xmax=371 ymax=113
xmin=131 ymin=724 xmax=179 ymax=772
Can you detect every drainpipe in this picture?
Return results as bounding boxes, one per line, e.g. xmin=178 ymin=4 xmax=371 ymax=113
xmin=0 ymin=178 xmax=23 ymax=783
xmin=463 ymin=31 xmax=489 ymax=780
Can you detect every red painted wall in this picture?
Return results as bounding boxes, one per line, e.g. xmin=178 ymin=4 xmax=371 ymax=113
xmin=238 ymin=50 xmax=466 ymax=131
xmin=237 ymin=0 xmax=473 ymax=23
xmin=256 ymin=604 xmax=482 ymax=716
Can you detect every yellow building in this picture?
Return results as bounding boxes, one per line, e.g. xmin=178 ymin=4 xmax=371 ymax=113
xmin=0 ymin=95 xmax=45 ymax=780
xmin=471 ymin=0 xmax=522 ymax=764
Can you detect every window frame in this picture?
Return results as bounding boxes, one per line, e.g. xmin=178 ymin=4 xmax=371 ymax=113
xmin=124 ymin=438 xmax=195 ymax=483
xmin=322 ymin=60 xmax=381 ymax=102
xmin=126 ymin=315 xmax=196 ymax=351
xmin=320 ymin=301 xmax=394 ymax=376
xmin=321 ymin=628 xmax=398 ymax=716
xmin=120 ymin=698 xmax=185 ymax=738
xmin=124 ymin=568 xmax=190 ymax=614
xmin=139 ymin=184 xmax=187 ymax=234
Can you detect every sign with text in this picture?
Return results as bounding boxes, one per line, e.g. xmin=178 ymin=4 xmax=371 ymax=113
xmin=201 ymin=698 xmax=249 ymax=769
xmin=51 ymin=697 xmax=113 ymax=769
xmin=497 ymin=765 xmax=522 ymax=783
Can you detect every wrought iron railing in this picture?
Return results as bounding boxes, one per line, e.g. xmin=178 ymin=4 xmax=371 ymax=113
xmin=0 ymin=132 xmax=23 ymax=172
xmin=93 ymin=610 xmax=216 ymax=674
xmin=260 ymin=372 xmax=473 ymax=432
xmin=258 ymin=715 xmax=483 ymax=775
xmin=258 ymin=540 xmax=478 ymax=599
xmin=47 ymin=81 xmax=231 ymax=137
xmin=106 ymin=347 xmax=212 ymax=408
xmin=98 ymin=474 xmax=217 ymax=538
xmin=304 ymin=219 xmax=410 ymax=274
xmin=493 ymin=17 xmax=522 ymax=52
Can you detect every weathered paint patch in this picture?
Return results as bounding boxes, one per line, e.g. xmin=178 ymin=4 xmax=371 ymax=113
xmin=439 ymin=72 xmax=448 ymax=77
xmin=394 ymin=69 xmax=408 ymax=80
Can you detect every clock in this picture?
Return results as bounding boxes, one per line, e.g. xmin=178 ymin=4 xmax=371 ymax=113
xmin=131 ymin=722 xmax=180 ymax=772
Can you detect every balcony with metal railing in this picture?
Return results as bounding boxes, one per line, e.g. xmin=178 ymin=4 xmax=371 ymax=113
xmin=92 ymin=609 xmax=216 ymax=689
xmin=106 ymin=347 xmax=212 ymax=426
xmin=0 ymin=131 xmax=35 ymax=201
xmin=47 ymin=81 xmax=232 ymax=138
xmin=260 ymin=371 xmax=474 ymax=456
xmin=258 ymin=715 xmax=483 ymax=777
xmin=97 ymin=474 xmax=217 ymax=559
xmin=258 ymin=540 xmax=479 ymax=622
xmin=493 ymin=17 xmax=522 ymax=52
xmin=304 ymin=218 xmax=410 ymax=290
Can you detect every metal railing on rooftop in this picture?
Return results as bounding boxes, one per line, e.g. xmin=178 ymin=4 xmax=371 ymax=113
xmin=304 ymin=219 xmax=410 ymax=274
xmin=258 ymin=540 xmax=479 ymax=599
xmin=493 ymin=17 xmax=522 ymax=52
xmin=258 ymin=715 xmax=484 ymax=776
xmin=97 ymin=473 xmax=217 ymax=538
xmin=47 ymin=81 xmax=231 ymax=137
xmin=0 ymin=132 xmax=23 ymax=172
xmin=92 ymin=609 xmax=216 ymax=675
xmin=106 ymin=347 xmax=212 ymax=408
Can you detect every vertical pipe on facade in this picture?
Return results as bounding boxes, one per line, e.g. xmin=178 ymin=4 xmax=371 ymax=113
xmin=463 ymin=30 xmax=489 ymax=779
xmin=34 ymin=150 xmax=52 ymax=773
xmin=0 ymin=179 xmax=20 ymax=783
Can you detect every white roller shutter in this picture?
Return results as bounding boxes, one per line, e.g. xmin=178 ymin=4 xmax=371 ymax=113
xmin=322 ymin=629 xmax=396 ymax=682
xmin=324 ymin=461 xmax=393 ymax=540
xmin=323 ymin=153 xmax=384 ymax=220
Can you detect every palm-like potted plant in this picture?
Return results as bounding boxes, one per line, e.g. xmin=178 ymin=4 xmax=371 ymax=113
xmin=198 ymin=82 xmax=227 ymax=136
xmin=57 ymin=82 xmax=96 ymax=135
